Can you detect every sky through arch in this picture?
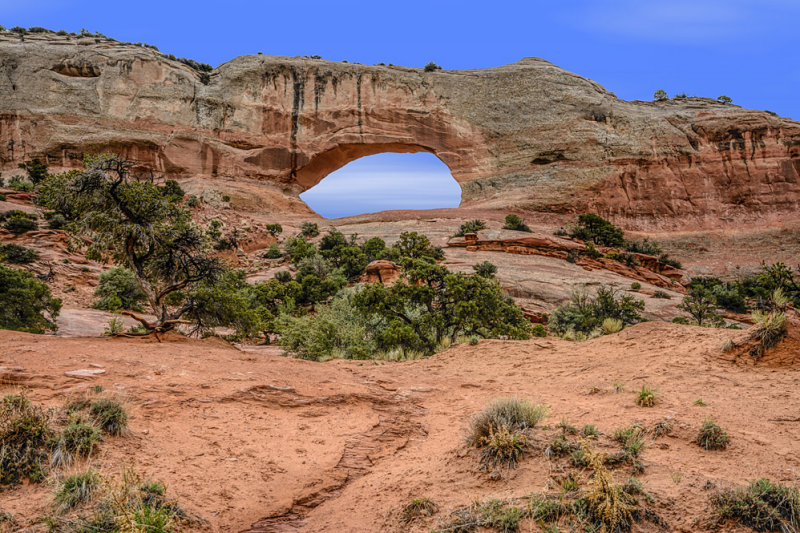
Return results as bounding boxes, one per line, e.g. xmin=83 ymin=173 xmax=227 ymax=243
xmin=299 ymin=152 xmax=461 ymax=218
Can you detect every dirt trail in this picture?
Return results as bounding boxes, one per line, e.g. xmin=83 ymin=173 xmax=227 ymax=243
xmin=1 ymin=322 xmax=799 ymax=532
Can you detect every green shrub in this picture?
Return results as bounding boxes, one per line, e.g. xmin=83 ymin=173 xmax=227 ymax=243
xmin=300 ymin=221 xmax=319 ymax=237
xmin=636 ymin=386 xmax=657 ymax=407
xmin=453 ymin=219 xmax=487 ymax=237
xmin=503 ymin=214 xmax=531 ymax=232
xmin=652 ymin=290 xmax=671 ymax=299
xmin=697 ymin=420 xmax=729 ymax=450
xmin=0 ymin=243 xmax=39 ymax=264
xmin=0 ymin=265 xmax=61 ymax=333
xmin=265 ymin=243 xmax=282 ymax=259
xmin=18 ymin=158 xmax=49 ymax=184
xmin=423 ymin=61 xmax=441 ymax=72
xmin=381 ymin=232 xmax=443 ymax=262
xmin=613 ymin=424 xmax=646 ymax=458
xmin=59 ymin=418 xmax=103 ymax=458
xmin=93 ymin=267 xmax=147 ymax=311
xmin=625 ymin=239 xmax=661 ymax=256
xmin=548 ymin=285 xmax=644 ymax=337
xmin=3 ymin=215 xmax=37 ymax=234
xmin=472 ymin=261 xmax=497 ymax=278
xmin=468 ymin=397 xmax=548 ymax=446
xmin=717 ymin=95 xmax=732 ymax=104
xmin=89 ymin=399 xmax=128 ymax=435
xmin=712 ymin=478 xmax=800 ymax=532
xmin=630 ymin=282 xmax=641 ymax=290
xmin=265 ymin=223 xmax=283 ymax=236
xmin=531 ymin=323 xmax=547 ymax=337
xmin=583 ymin=242 xmax=601 ymax=258
xmin=7 ymin=175 xmax=34 ymax=192
xmin=0 ymin=394 xmax=53 ymax=486
xmin=653 ymin=89 xmax=668 ymax=101
xmin=477 ymin=424 xmax=529 ymax=469
xmin=221 ymin=194 xmax=230 ymax=202
xmin=749 ymin=310 xmax=787 ymax=358
xmin=567 ymin=213 xmax=625 ymax=247
xmin=185 ymin=194 xmax=200 ymax=208
xmin=55 ymin=470 xmax=100 ymax=512
xmin=606 ymin=251 xmax=640 ymax=267
xmin=678 ymin=279 xmax=725 ymax=327
xmin=47 ymin=213 xmax=67 ymax=229
xmin=0 ymin=193 xmax=5 ymax=201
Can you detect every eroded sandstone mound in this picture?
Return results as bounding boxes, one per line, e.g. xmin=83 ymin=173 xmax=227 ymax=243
xmin=1 ymin=33 xmax=799 ymax=228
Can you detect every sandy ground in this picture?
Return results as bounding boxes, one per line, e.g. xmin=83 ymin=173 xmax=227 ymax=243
xmin=1 ymin=321 xmax=799 ymax=532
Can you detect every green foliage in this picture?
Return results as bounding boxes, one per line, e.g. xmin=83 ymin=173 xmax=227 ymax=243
xmin=283 ymin=235 xmax=318 ymax=264
xmin=185 ymin=194 xmax=200 ymax=208
xmin=636 ymin=386 xmax=657 ymax=407
xmin=583 ymin=242 xmax=601 ymax=259
xmin=697 ymin=420 xmax=729 ymax=450
xmin=651 ymin=290 xmax=671 ymax=299
xmin=0 ymin=243 xmax=39 ymax=264
xmin=548 ymin=286 xmax=644 ymax=337
xmin=749 ymin=310 xmax=787 ymax=358
xmin=58 ymin=417 xmax=103 ymax=458
xmin=161 ymin=179 xmax=184 ymax=201
xmin=265 ymin=223 xmax=283 ymax=236
xmin=630 ymin=282 xmax=641 ymax=290
xmin=717 ymin=95 xmax=733 ymax=104
xmin=605 ymin=251 xmax=640 ymax=267
xmin=503 ymin=214 xmax=531 ymax=232
xmin=0 ymin=265 xmax=61 ymax=333
xmin=423 ymin=61 xmax=442 ymax=72
xmin=454 ymin=219 xmax=487 ymax=237
xmin=400 ymin=497 xmax=438 ymax=523
xmin=38 ymin=155 xmax=240 ymax=333
xmin=468 ymin=397 xmax=548 ymax=446
xmin=531 ymin=323 xmax=547 ymax=337
xmin=278 ymin=292 xmax=374 ymax=361
xmin=568 ymin=214 xmax=625 ymax=247
xmin=0 ymin=394 xmax=53 ymax=486
xmin=7 ymin=175 xmax=34 ymax=192
xmin=300 ymin=221 xmax=319 ymax=237
xmin=265 ymin=243 xmax=282 ymax=259
xmin=3 ymin=214 xmax=37 ymax=234
xmin=354 ymin=259 xmax=531 ymax=355
xmin=625 ymin=239 xmax=661 ymax=256
xmin=89 ymin=399 xmax=128 ymax=435
xmin=18 ymin=158 xmax=49 ymax=184
xmin=47 ymin=213 xmax=67 ymax=229
xmin=318 ymin=229 xmax=369 ymax=280
xmin=382 ymin=232 xmax=443 ymax=262
xmin=93 ymin=267 xmax=147 ymax=311
xmin=653 ymin=89 xmax=668 ymax=101
xmin=472 ymin=261 xmax=497 ymax=278
xmin=712 ymin=478 xmax=800 ymax=532
xmin=477 ymin=425 xmax=529 ymax=470
xmin=678 ymin=279 xmax=725 ymax=327
xmin=55 ymin=470 xmax=100 ymax=512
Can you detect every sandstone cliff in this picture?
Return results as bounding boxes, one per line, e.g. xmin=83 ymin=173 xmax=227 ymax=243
xmin=1 ymin=33 xmax=799 ymax=228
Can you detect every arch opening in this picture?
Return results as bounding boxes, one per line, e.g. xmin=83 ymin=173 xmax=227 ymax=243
xmin=299 ymin=152 xmax=462 ymax=218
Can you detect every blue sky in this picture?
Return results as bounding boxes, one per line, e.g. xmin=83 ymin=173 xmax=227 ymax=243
xmin=4 ymin=0 xmax=799 ymax=217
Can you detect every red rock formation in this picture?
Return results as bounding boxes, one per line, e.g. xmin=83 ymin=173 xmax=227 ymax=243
xmin=1 ymin=34 xmax=799 ymax=229
xmin=359 ymin=260 xmax=401 ymax=285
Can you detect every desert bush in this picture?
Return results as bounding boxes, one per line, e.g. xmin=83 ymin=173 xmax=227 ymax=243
xmin=381 ymin=231 xmax=443 ymax=262
xmin=478 ymin=425 xmax=529 ymax=469
xmin=468 ymin=397 xmax=548 ymax=446
xmin=653 ymin=89 xmax=668 ymax=101
xmin=696 ymin=420 xmax=729 ymax=450
xmin=453 ymin=219 xmax=488 ymax=237
xmin=469 ymin=336 xmax=479 ymax=345
xmin=749 ymin=309 xmax=787 ymax=358
xmin=630 ymin=282 xmax=641 ymax=290
xmin=300 ymin=221 xmax=319 ymax=237
xmin=423 ymin=61 xmax=442 ymax=72
xmin=503 ymin=214 xmax=531 ymax=232
xmin=712 ymin=478 xmax=800 ymax=532
xmin=185 ymin=194 xmax=200 ymax=208
xmin=678 ymin=279 xmax=725 ymax=327
xmin=625 ymin=239 xmax=661 ymax=256
xmin=567 ymin=213 xmax=625 ymax=247
xmin=531 ymin=323 xmax=547 ymax=337
xmin=583 ymin=242 xmax=601 ymax=258
xmin=89 ymin=399 xmax=127 ymax=435
xmin=18 ymin=158 xmax=49 ymax=184
xmin=0 ymin=243 xmax=39 ymax=264
xmin=7 ymin=175 xmax=34 ymax=192
xmin=55 ymin=470 xmax=100 ymax=512
xmin=93 ymin=267 xmax=147 ymax=311
xmin=0 ymin=394 xmax=53 ymax=486
xmin=584 ymin=443 xmax=636 ymax=531
xmin=652 ymin=290 xmax=671 ymax=299
xmin=265 ymin=243 xmax=282 ymax=259
xmin=55 ymin=417 xmax=103 ymax=463
xmin=0 ymin=265 xmax=61 ymax=333
xmin=400 ymin=497 xmax=438 ymax=523
xmin=601 ymin=317 xmax=623 ymax=335
xmin=548 ymin=285 xmax=644 ymax=337
xmin=278 ymin=292 xmax=374 ymax=361
xmin=472 ymin=261 xmax=497 ymax=278
xmin=103 ymin=315 xmax=125 ymax=336
xmin=717 ymin=95 xmax=733 ymax=104
xmin=605 ymin=251 xmax=640 ymax=267
xmin=635 ymin=386 xmax=657 ymax=407
xmin=265 ymin=223 xmax=283 ymax=236
xmin=3 ymin=215 xmax=37 ymax=234
xmin=47 ymin=213 xmax=67 ymax=229
xmin=613 ymin=424 xmax=646 ymax=458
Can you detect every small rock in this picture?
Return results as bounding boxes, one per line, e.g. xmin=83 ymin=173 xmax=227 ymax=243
xmin=64 ymin=368 xmax=106 ymax=378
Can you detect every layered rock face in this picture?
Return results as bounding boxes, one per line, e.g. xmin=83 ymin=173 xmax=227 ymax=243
xmin=1 ymin=33 xmax=799 ymax=228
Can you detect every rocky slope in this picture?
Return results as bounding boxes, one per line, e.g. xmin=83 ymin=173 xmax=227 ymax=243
xmin=1 ymin=33 xmax=799 ymax=229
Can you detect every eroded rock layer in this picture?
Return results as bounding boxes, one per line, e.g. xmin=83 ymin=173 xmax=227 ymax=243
xmin=1 ymin=34 xmax=799 ymax=228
